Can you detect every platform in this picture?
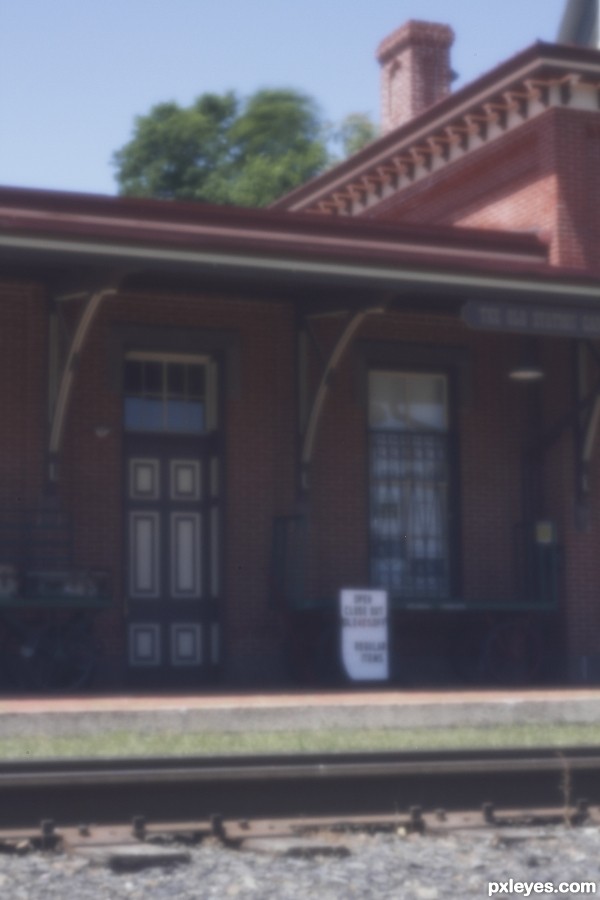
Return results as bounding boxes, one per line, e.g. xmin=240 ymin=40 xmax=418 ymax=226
xmin=0 ymin=688 xmax=600 ymax=739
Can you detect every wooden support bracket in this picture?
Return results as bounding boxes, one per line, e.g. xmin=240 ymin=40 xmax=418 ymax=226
xmin=300 ymin=306 xmax=385 ymax=493
xmin=48 ymin=279 xmax=121 ymax=483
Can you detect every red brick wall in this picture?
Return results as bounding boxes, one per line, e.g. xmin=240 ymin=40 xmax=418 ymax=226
xmin=540 ymin=339 xmax=600 ymax=674
xmin=368 ymin=107 xmax=600 ymax=274
xmin=551 ymin=110 xmax=600 ymax=271
xmin=0 ymin=282 xmax=47 ymax=510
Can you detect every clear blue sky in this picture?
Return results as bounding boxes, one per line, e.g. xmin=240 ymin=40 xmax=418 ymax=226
xmin=0 ymin=0 xmax=568 ymax=196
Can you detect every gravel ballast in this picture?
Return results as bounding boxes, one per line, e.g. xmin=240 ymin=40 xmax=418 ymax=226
xmin=0 ymin=826 xmax=599 ymax=899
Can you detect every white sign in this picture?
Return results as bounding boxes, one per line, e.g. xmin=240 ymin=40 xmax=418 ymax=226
xmin=340 ymin=588 xmax=389 ymax=681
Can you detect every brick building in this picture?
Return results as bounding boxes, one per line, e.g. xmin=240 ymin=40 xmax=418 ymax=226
xmin=2 ymin=22 xmax=600 ymax=689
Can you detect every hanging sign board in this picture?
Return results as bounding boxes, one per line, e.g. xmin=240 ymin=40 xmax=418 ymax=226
xmin=462 ymin=300 xmax=600 ymax=339
xmin=340 ymin=588 xmax=389 ymax=681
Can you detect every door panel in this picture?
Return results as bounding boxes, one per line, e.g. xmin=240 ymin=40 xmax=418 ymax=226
xmin=170 ymin=623 xmax=203 ymax=666
xmin=129 ymin=511 xmax=160 ymax=598
xmin=170 ymin=512 xmax=202 ymax=598
xmin=129 ymin=459 xmax=160 ymax=500
xmin=129 ymin=623 xmax=161 ymax=666
xmin=170 ymin=460 xmax=201 ymax=501
xmin=125 ymin=436 xmax=221 ymax=685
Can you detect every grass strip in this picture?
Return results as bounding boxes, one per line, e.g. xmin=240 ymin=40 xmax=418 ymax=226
xmin=0 ymin=723 xmax=599 ymax=760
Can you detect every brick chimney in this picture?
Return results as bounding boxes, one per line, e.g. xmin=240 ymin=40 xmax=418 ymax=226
xmin=376 ymin=20 xmax=455 ymax=134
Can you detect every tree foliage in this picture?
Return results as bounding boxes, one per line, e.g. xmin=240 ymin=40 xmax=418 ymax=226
xmin=113 ymin=89 xmax=377 ymax=207
xmin=336 ymin=113 xmax=378 ymax=158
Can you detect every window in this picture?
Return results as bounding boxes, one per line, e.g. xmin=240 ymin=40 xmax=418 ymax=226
xmin=368 ymin=371 xmax=451 ymax=599
xmin=123 ymin=353 xmax=215 ymax=434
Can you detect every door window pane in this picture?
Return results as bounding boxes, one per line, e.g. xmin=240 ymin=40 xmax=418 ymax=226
xmin=124 ymin=397 xmax=164 ymax=431
xmin=188 ymin=365 xmax=206 ymax=398
xmin=167 ymin=363 xmax=185 ymax=395
xmin=123 ymin=356 xmax=212 ymax=434
xmin=144 ymin=361 xmax=162 ymax=393
xmin=187 ymin=401 xmax=204 ymax=432
xmin=166 ymin=399 xmax=190 ymax=431
xmin=124 ymin=360 xmax=143 ymax=393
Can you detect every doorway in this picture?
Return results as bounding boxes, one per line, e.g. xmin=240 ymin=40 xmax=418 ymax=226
xmin=122 ymin=353 xmax=222 ymax=686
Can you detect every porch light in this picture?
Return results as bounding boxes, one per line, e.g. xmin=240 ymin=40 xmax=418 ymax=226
xmin=509 ymin=363 xmax=544 ymax=381
xmin=508 ymin=339 xmax=544 ymax=381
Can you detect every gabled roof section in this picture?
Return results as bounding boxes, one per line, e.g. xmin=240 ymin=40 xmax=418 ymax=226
xmin=272 ymin=41 xmax=600 ymax=216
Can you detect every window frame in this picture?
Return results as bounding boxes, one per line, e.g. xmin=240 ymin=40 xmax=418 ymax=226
xmin=123 ymin=351 xmax=217 ymax=436
xmin=366 ymin=365 xmax=461 ymax=605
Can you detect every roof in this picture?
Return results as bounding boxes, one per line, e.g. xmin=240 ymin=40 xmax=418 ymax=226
xmin=0 ymin=184 xmax=599 ymax=307
xmin=272 ymin=40 xmax=600 ymax=216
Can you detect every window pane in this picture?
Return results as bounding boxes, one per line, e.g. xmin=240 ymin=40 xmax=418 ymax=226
xmin=370 ymin=432 xmax=449 ymax=598
xmin=188 ymin=365 xmax=205 ymax=398
xmin=369 ymin=371 xmax=451 ymax=600
xmin=125 ymin=397 xmax=163 ymax=431
xmin=167 ymin=363 xmax=185 ymax=396
xmin=144 ymin=361 xmax=162 ymax=394
xmin=124 ymin=397 xmax=144 ymax=430
xmin=124 ymin=356 xmax=208 ymax=433
xmin=163 ymin=400 xmax=205 ymax=433
xmin=124 ymin=360 xmax=143 ymax=393
xmin=369 ymin=372 xmax=408 ymax=430
xmin=408 ymin=375 xmax=446 ymax=431
xmin=186 ymin=401 xmax=205 ymax=433
xmin=369 ymin=372 xmax=446 ymax=432
xmin=143 ymin=398 xmax=164 ymax=431
xmin=166 ymin=399 xmax=190 ymax=431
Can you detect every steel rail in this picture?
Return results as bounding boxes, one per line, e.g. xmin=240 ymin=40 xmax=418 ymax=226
xmin=1 ymin=755 xmax=600 ymax=787
xmin=0 ymin=748 xmax=598 ymax=831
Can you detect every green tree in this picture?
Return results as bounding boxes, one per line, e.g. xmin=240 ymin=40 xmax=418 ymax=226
xmin=113 ymin=93 xmax=238 ymax=201
xmin=114 ymin=89 xmax=378 ymax=207
xmin=113 ymin=88 xmax=331 ymax=207
xmin=336 ymin=113 xmax=378 ymax=157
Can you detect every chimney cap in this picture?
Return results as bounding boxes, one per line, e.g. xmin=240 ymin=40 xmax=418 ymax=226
xmin=376 ymin=20 xmax=455 ymax=65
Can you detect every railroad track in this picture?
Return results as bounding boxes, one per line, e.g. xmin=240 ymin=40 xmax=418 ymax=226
xmin=1 ymin=747 xmax=599 ymax=840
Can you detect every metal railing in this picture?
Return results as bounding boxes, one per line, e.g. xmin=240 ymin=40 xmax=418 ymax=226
xmin=271 ymin=515 xmax=559 ymax=613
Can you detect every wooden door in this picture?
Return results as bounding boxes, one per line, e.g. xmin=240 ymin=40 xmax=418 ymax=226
xmin=122 ymin=354 xmax=221 ymax=686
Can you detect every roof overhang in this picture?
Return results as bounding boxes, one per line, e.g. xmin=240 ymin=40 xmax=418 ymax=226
xmin=0 ymin=185 xmax=599 ymax=313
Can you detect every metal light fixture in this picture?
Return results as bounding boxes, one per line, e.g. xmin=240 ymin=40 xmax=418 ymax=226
xmin=508 ymin=338 xmax=544 ymax=381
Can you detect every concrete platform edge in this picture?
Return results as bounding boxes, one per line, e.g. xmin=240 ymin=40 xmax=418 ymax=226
xmin=0 ymin=696 xmax=599 ymax=739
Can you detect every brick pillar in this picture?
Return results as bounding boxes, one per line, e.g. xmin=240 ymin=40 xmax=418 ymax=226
xmin=376 ymin=20 xmax=454 ymax=134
